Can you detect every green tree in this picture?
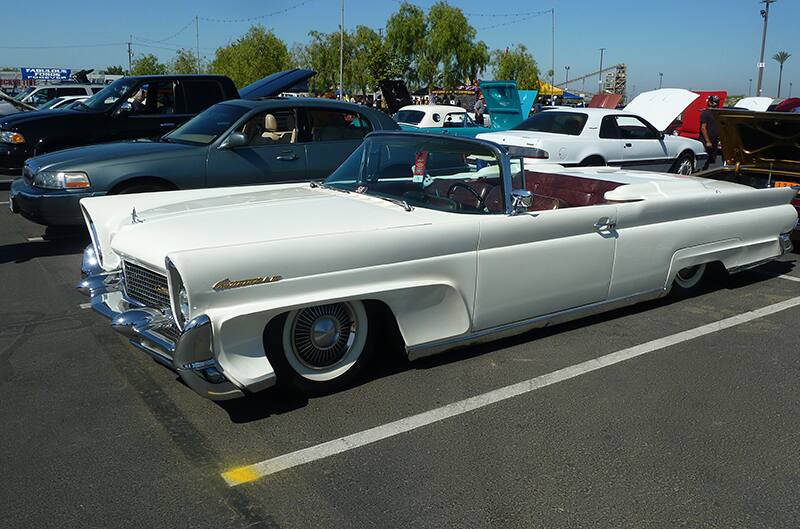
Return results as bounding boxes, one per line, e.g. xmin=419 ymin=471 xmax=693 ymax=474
xmin=491 ymin=45 xmax=539 ymax=89
xmin=131 ymin=54 xmax=167 ymax=76
xmin=348 ymin=26 xmax=381 ymax=96
xmin=172 ymin=48 xmax=201 ymax=74
xmin=385 ymin=2 xmax=427 ymax=88
xmin=366 ymin=40 xmax=409 ymax=89
xmin=303 ymin=30 xmax=343 ymax=94
xmin=773 ymin=50 xmax=791 ymax=98
xmin=209 ymin=25 xmax=290 ymax=87
xmin=102 ymin=65 xmax=125 ymax=75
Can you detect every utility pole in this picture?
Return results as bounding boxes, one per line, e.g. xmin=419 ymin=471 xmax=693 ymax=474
xmin=195 ymin=16 xmax=201 ymax=74
xmin=127 ymin=36 xmax=133 ymax=74
xmin=598 ymin=48 xmax=606 ymax=94
xmin=748 ymin=78 xmax=753 ymax=95
xmin=658 ymin=72 xmax=663 ymax=89
xmin=564 ymin=65 xmax=570 ymax=86
xmin=790 ymin=82 xmax=793 ymax=97
xmin=756 ymin=0 xmax=776 ymax=97
xmin=339 ymin=0 xmax=344 ymax=101
xmin=551 ymin=8 xmax=555 ymax=91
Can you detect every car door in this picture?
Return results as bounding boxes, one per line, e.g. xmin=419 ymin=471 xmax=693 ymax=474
xmin=299 ymin=106 xmax=374 ymax=181
xmin=474 ymin=200 xmax=617 ymax=331
xmin=596 ymin=116 xmax=626 ymax=165
xmin=111 ymin=80 xmax=192 ymax=141
xmin=615 ymin=115 xmax=671 ymax=171
xmin=205 ymin=107 xmax=308 ymax=187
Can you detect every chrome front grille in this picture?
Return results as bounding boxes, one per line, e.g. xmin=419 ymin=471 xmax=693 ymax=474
xmin=123 ymin=260 xmax=171 ymax=309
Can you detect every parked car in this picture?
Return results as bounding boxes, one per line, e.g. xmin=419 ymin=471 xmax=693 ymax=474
xmin=36 ymin=95 xmax=90 ymax=111
xmin=395 ymin=104 xmax=480 ymax=130
xmin=77 ymin=132 xmax=796 ymax=400
xmin=0 ymin=83 xmax=103 ymax=116
xmin=0 ymin=68 xmax=315 ymax=174
xmin=698 ymin=108 xmax=800 ymax=237
xmin=10 ymin=98 xmax=398 ymax=226
xmin=477 ymin=107 xmax=706 ymax=174
xmin=664 ymin=90 xmax=727 ymax=139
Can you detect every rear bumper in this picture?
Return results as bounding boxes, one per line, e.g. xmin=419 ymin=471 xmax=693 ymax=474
xmin=10 ymin=178 xmax=104 ymax=226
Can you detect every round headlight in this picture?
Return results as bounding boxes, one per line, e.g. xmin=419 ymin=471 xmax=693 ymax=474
xmin=179 ymin=287 xmax=190 ymax=321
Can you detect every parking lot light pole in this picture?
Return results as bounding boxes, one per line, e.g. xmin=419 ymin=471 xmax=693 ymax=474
xmin=659 ymin=72 xmax=663 ymax=89
xmin=791 ymin=82 xmax=793 ymax=97
xmin=756 ymin=0 xmax=776 ymax=97
xmin=565 ymin=65 xmax=570 ymax=86
xmin=749 ymin=78 xmax=753 ymax=95
xmin=598 ymin=48 xmax=606 ymax=94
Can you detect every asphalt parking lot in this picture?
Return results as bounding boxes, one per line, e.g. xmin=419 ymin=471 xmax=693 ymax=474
xmin=1 ymin=181 xmax=799 ymax=529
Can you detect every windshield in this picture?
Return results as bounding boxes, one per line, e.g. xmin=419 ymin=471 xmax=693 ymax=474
xmin=512 ymin=111 xmax=589 ymax=136
xmin=395 ymin=110 xmax=425 ymax=125
xmin=37 ymin=97 xmax=62 ymax=110
xmin=77 ymin=77 xmax=139 ymax=111
xmin=162 ymin=103 xmax=249 ymax=145
xmin=14 ymin=86 xmax=36 ymax=101
xmin=324 ymin=135 xmax=505 ymax=214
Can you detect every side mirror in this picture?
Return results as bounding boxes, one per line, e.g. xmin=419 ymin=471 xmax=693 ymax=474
xmin=511 ymin=189 xmax=533 ymax=214
xmin=220 ymin=132 xmax=248 ymax=149
xmin=658 ymin=130 xmax=665 ymax=140
xmin=115 ymin=101 xmax=132 ymax=117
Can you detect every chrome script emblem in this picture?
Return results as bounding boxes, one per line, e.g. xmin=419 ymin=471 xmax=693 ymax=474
xmin=131 ymin=207 xmax=144 ymax=224
xmin=212 ymin=275 xmax=282 ymax=291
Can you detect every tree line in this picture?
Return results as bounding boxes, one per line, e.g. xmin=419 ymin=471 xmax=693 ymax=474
xmin=104 ymin=1 xmax=542 ymax=93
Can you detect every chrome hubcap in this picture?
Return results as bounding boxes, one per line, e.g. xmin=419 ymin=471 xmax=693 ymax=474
xmin=291 ymin=303 xmax=356 ymax=369
xmin=678 ymin=159 xmax=693 ymax=174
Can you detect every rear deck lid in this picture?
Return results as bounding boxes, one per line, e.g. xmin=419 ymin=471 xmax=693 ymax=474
xmin=480 ymin=80 xmax=523 ymax=130
xmin=238 ymin=68 xmax=316 ymax=100
xmin=711 ymin=108 xmax=800 ymax=174
xmin=623 ymin=88 xmax=699 ymax=131
xmin=379 ymin=80 xmax=414 ymax=114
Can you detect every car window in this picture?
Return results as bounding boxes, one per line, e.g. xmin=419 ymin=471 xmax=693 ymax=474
xmin=180 ymin=80 xmax=226 ymax=113
xmin=162 ymin=103 xmax=249 ymax=145
xmin=56 ymin=87 xmax=88 ymax=97
xmin=29 ymin=88 xmax=55 ymax=105
xmin=128 ymin=81 xmax=178 ymax=115
xmin=79 ymin=77 xmax=139 ymax=111
xmin=395 ymin=110 xmax=425 ymax=125
xmin=325 ymin=135 xmax=504 ymax=215
xmin=443 ymin=112 xmax=474 ymax=128
xmin=512 ymin=111 xmax=588 ymax=135
xmin=615 ymin=115 xmax=658 ymax=139
xmin=90 ymin=87 xmax=103 ymax=94
xmin=302 ymin=108 xmax=373 ymax=142
xmin=599 ymin=116 xmax=621 ymax=139
xmin=238 ymin=109 xmax=298 ymax=146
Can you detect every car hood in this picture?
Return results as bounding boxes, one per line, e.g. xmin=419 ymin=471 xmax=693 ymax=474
xmin=28 ymin=139 xmax=199 ymax=171
xmin=480 ymin=80 xmax=524 ymax=130
xmin=624 ymin=88 xmax=700 ymax=131
xmin=710 ymin=108 xmax=800 ymax=174
xmin=380 ymin=80 xmax=414 ymax=114
xmin=109 ymin=185 xmax=431 ymax=269
xmin=0 ymin=107 xmax=81 ymax=128
xmin=734 ymin=97 xmax=773 ymax=112
xmin=238 ymin=68 xmax=316 ymax=100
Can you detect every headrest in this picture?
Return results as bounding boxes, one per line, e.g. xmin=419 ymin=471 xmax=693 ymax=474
xmin=264 ymin=114 xmax=278 ymax=131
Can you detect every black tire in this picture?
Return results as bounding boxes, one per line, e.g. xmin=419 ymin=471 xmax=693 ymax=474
xmin=579 ymin=156 xmax=605 ymax=167
xmin=671 ymin=264 xmax=707 ymax=292
xmin=263 ymin=300 xmax=376 ymax=395
xmin=671 ymin=152 xmax=695 ymax=175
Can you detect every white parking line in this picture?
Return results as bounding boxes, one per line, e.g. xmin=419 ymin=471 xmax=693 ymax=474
xmin=26 ymin=236 xmax=44 ymax=242
xmin=221 ymin=295 xmax=800 ymax=486
xmin=0 ymin=201 xmax=8 ymax=205
xmin=775 ymin=274 xmax=800 ymax=283
xmin=79 ymin=302 xmax=92 ymax=309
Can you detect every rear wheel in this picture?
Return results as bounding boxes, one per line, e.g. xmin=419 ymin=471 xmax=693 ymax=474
xmin=672 ymin=264 xmax=707 ymax=291
xmin=672 ymin=152 xmax=695 ymax=175
xmin=264 ymin=300 xmax=374 ymax=394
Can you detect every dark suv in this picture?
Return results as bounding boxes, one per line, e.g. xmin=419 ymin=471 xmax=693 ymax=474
xmin=0 ymin=69 xmax=314 ymax=174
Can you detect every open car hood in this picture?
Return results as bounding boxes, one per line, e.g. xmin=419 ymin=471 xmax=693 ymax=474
xmin=711 ymin=108 xmax=800 ymax=173
xmin=480 ymin=80 xmax=523 ymax=130
xmin=0 ymin=90 xmax=37 ymax=111
xmin=237 ymin=68 xmax=316 ymax=100
xmin=624 ymin=88 xmax=699 ymax=131
xmin=735 ymin=97 xmax=773 ymax=112
xmin=380 ymin=80 xmax=413 ymax=114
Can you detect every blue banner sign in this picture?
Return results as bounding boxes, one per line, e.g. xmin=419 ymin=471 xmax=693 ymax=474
xmin=20 ymin=68 xmax=72 ymax=81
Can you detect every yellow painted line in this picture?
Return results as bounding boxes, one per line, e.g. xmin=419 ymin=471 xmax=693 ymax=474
xmin=222 ymin=466 xmax=262 ymax=485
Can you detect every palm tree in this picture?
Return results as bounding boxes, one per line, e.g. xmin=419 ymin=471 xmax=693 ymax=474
xmin=773 ymin=51 xmax=791 ymax=98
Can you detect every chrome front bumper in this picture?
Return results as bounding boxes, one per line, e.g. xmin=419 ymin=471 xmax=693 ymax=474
xmin=79 ymin=246 xmax=244 ymax=401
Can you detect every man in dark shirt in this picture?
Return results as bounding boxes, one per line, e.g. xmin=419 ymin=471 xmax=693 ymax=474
xmin=699 ymin=95 xmax=721 ymax=170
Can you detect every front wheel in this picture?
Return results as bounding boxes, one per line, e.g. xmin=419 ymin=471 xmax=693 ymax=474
xmin=265 ymin=300 xmax=374 ymax=394
xmin=672 ymin=264 xmax=707 ymax=291
xmin=672 ymin=152 xmax=695 ymax=175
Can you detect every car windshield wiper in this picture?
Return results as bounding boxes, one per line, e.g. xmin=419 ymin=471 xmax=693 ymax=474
xmin=311 ymin=181 xmax=350 ymax=194
xmin=72 ymin=101 xmax=88 ymax=111
xmin=374 ymin=194 xmax=413 ymax=212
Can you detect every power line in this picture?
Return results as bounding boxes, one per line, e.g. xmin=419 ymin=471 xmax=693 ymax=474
xmin=0 ymin=42 xmax=126 ymax=49
xmin=135 ymin=18 xmax=195 ymax=44
xmin=477 ymin=10 xmax=551 ymax=30
xmin=199 ymin=0 xmax=318 ymax=23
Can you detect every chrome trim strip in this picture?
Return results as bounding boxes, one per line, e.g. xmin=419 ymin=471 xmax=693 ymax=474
xmin=407 ymin=289 xmax=666 ymax=360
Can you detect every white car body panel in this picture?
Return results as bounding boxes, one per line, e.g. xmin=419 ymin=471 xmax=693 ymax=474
xmin=623 ymin=88 xmax=700 ymax=132
xmin=735 ymin=97 xmax=773 ymax=112
xmin=80 ymin=158 xmax=797 ymax=399
xmin=476 ymin=109 xmax=705 ymax=172
xmin=396 ymin=104 xmax=474 ymax=128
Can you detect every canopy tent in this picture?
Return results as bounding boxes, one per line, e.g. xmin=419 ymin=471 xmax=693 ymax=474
xmin=536 ymin=81 xmax=563 ymax=96
xmin=561 ymin=91 xmax=582 ymax=100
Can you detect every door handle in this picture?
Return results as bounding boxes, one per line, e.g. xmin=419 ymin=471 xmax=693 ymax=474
xmin=624 ymin=142 xmax=632 ymax=147
xmin=159 ymin=122 xmax=176 ymax=127
xmin=593 ymin=217 xmax=616 ymax=231
xmin=276 ymin=153 xmax=298 ymax=161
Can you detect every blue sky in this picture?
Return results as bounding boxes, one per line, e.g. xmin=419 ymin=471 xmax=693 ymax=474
xmin=1 ymin=0 xmax=797 ymax=97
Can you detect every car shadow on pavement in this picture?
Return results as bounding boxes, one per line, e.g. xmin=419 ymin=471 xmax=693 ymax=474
xmin=0 ymin=230 xmax=88 ymax=264
xmin=216 ymin=260 xmax=797 ymax=423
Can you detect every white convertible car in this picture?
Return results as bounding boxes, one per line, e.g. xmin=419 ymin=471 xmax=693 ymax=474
xmin=478 ymin=89 xmax=707 ymax=174
xmin=78 ymin=133 xmax=796 ymax=400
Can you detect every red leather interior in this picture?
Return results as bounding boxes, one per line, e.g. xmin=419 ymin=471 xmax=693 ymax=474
xmin=523 ymin=170 xmax=621 ymax=207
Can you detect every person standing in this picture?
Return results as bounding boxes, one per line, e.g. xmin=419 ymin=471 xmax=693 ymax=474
xmin=474 ymin=94 xmax=486 ymax=127
xmin=699 ymin=95 xmax=721 ymax=170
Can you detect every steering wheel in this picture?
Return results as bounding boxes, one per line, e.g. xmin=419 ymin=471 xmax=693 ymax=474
xmin=447 ymin=182 xmax=486 ymax=210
